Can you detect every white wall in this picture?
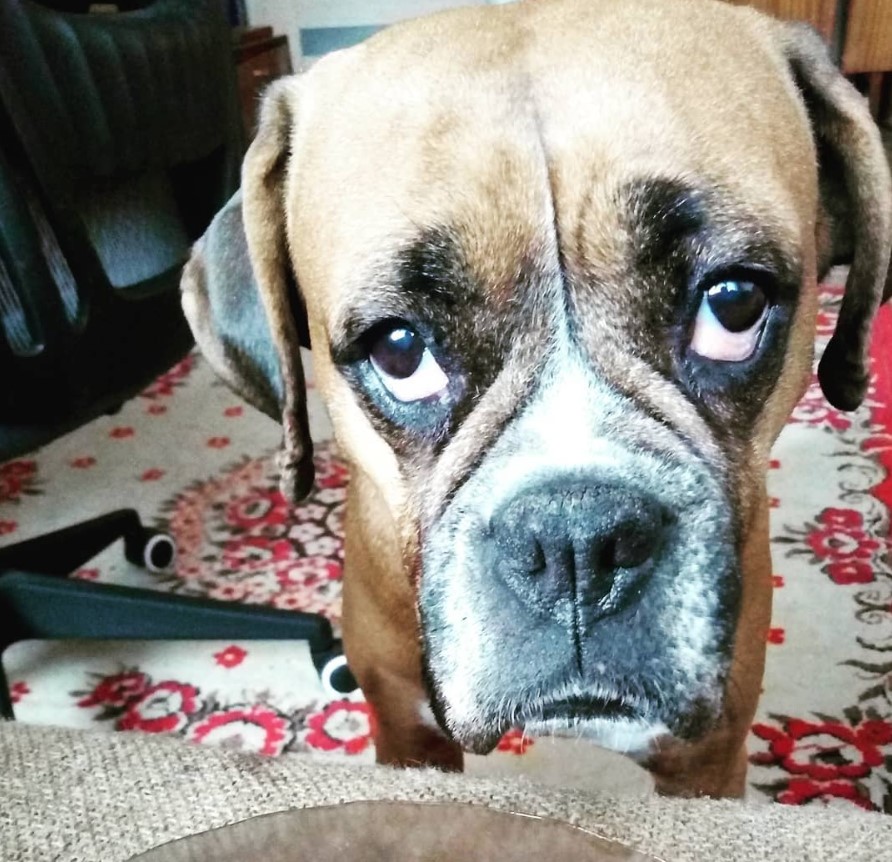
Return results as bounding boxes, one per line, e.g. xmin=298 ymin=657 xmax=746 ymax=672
xmin=245 ymin=0 xmax=515 ymax=67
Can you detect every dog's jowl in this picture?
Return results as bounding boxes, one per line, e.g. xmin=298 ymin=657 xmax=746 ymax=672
xmin=182 ymin=0 xmax=892 ymax=797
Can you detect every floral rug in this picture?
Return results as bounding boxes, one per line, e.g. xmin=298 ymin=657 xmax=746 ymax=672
xmin=2 ymin=269 xmax=891 ymax=810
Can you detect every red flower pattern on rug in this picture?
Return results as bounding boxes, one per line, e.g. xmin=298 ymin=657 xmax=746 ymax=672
xmin=788 ymin=389 xmax=853 ymax=433
xmin=751 ymin=709 xmax=892 ymax=810
xmin=497 ymin=729 xmax=535 ymax=755
xmin=213 ymin=645 xmax=247 ymax=669
xmin=0 ymin=460 xmax=39 ymax=503
xmin=10 ymin=682 xmax=30 ymax=704
xmin=72 ymin=666 xmax=319 ymax=755
xmin=189 ymin=704 xmax=294 ymax=756
xmin=140 ymin=355 xmax=195 ymax=400
xmin=754 ymin=283 xmax=892 ymax=811
xmin=774 ymin=504 xmax=886 ymax=586
xmin=158 ymin=442 xmax=347 ymax=623
xmin=71 ymin=665 xmax=374 ymax=758
xmin=305 ymin=700 xmax=373 ymax=755
xmin=117 ymin=681 xmax=199 ymax=734
xmin=76 ymin=670 xmax=150 ymax=709
xmin=807 ymin=508 xmax=882 ymax=562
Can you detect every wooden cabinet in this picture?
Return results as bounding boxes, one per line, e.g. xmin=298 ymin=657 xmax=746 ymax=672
xmin=842 ymin=0 xmax=892 ymax=74
xmin=234 ymin=27 xmax=293 ymax=137
xmin=724 ymin=1 xmax=892 ymax=74
xmin=722 ymin=0 xmax=838 ymax=39
xmin=723 ymin=1 xmax=892 ymax=116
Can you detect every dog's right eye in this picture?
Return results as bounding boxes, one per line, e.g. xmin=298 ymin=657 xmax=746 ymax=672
xmin=689 ymin=279 xmax=769 ymax=362
xmin=368 ymin=324 xmax=448 ymax=402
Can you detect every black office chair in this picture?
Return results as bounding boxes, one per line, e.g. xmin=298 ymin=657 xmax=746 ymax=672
xmin=0 ymin=0 xmax=353 ymax=720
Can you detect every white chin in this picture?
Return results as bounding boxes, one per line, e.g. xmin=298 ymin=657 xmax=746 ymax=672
xmin=522 ymin=717 xmax=669 ymax=757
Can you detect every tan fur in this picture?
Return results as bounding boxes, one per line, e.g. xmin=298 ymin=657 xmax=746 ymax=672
xmin=183 ymin=0 xmax=891 ymax=797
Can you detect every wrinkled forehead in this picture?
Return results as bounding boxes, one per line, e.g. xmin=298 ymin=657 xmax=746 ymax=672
xmin=288 ymin=52 xmax=556 ymax=312
xmin=287 ymin=0 xmax=814 ymax=315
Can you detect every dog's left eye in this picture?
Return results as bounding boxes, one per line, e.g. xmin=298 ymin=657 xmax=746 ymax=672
xmin=368 ymin=324 xmax=448 ymax=402
xmin=690 ymin=279 xmax=769 ymax=362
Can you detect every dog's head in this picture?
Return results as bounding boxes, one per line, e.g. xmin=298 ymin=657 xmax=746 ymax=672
xmin=182 ymin=0 xmax=891 ymax=755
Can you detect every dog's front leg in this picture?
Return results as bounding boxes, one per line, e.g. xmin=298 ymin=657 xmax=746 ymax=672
xmin=643 ymin=699 xmax=756 ymax=798
xmin=356 ymin=663 xmax=464 ymax=771
xmin=341 ymin=493 xmax=463 ymax=772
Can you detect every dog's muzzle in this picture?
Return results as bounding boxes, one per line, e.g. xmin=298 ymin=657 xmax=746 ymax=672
xmin=419 ymin=357 xmax=741 ymax=757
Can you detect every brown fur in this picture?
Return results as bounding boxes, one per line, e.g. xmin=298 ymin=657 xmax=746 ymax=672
xmin=181 ymin=0 xmax=891 ymax=797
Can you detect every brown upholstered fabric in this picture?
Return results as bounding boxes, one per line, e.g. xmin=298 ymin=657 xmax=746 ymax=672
xmin=1 ymin=721 xmax=888 ymax=861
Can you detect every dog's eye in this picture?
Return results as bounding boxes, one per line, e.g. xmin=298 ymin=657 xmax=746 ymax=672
xmin=690 ymin=280 xmax=769 ymax=362
xmin=368 ymin=324 xmax=448 ymax=402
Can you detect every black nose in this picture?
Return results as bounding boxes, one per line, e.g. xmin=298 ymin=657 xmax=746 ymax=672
xmin=489 ymin=479 xmax=668 ymax=628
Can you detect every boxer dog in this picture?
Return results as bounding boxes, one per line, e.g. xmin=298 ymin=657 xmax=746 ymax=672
xmin=181 ymin=0 xmax=891 ymax=797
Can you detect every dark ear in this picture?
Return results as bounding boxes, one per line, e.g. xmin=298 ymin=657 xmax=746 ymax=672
xmin=181 ymin=78 xmax=314 ymax=500
xmin=780 ymin=24 xmax=892 ymax=411
xmin=181 ymin=190 xmax=284 ymax=419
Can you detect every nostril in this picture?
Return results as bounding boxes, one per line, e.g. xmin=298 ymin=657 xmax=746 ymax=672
xmin=611 ymin=526 xmax=661 ymax=570
xmin=516 ymin=538 xmax=546 ymax=574
xmin=531 ymin=540 xmax=546 ymax=574
xmin=598 ymin=537 xmax=618 ymax=572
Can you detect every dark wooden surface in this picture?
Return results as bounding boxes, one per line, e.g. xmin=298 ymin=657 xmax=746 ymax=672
xmin=721 ymin=0 xmax=838 ymax=39
xmin=234 ymin=30 xmax=293 ymax=137
xmin=843 ymin=0 xmax=892 ymax=74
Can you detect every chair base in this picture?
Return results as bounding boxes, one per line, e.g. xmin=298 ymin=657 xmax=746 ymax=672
xmin=0 ymin=511 xmax=356 ymax=720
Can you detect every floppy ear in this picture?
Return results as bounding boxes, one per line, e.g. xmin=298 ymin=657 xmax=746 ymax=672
xmin=780 ymin=23 xmax=892 ymax=411
xmin=181 ymin=77 xmax=314 ymax=501
xmin=181 ymin=191 xmax=284 ymax=419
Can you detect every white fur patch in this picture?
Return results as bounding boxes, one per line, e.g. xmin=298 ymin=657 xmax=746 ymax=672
xmin=417 ymin=700 xmax=441 ymax=731
xmin=478 ymin=341 xmax=638 ymax=524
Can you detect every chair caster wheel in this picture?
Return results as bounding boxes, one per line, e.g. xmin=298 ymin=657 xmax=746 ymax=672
xmin=320 ymin=654 xmax=359 ymax=698
xmin=125 ymin=529 xmax=176 ymax=573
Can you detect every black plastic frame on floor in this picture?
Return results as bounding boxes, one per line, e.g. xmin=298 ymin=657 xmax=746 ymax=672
xmin=0 ymin=510 xmax=356 ymax=720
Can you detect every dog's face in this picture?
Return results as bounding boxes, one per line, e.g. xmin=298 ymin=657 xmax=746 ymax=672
xmin=183 ymin=0 xmax=891 ymax=757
